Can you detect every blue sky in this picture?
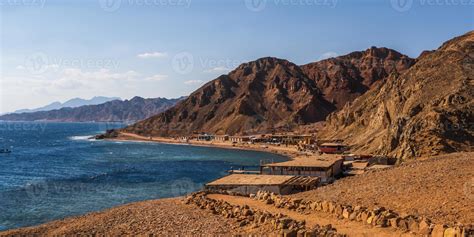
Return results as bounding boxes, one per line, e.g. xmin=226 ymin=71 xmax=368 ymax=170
xmin=0 ymin=0 xmax=473 ymax=113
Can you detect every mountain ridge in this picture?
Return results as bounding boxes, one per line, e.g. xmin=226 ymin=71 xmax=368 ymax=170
xmin=124 ymin=48 xmax=415 ymax=136
xmin=0 ymin=97 xmax=184 ymax=123
xmin=13 ymin=96 xmax=121 ymax=114
xmin=318 ymin=31 xmax=474 ymax=159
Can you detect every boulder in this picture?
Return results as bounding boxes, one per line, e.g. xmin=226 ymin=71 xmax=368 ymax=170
xmin=342 ymin=208 xmax=352 ymax=219
xmin=389 ymin=217 xmax=400 ymax=228
xmin=281 ymin=229 xmax=297 ymax=237
xmin=418 ymin=218 xmax=432 ymax=235
xmin=334 ymin=205 xmax=344 ymax=217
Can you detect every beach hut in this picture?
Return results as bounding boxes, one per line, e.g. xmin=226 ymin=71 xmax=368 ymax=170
xmin=318 ymin=142 xmax=348 ymax=154
xmin=262 ymin=155 xmax=343 ymax=183
xmin=205 ymin=174 xmax=319 ymax=195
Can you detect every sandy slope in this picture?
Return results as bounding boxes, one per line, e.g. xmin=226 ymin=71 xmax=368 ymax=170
xmin=1 ymin=198 xmax=241 ymax=236
xmin=292 ymin=152 xmax=474 ymax=224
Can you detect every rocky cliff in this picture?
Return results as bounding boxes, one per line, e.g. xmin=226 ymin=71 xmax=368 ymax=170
xmin=0 ymin=97 xmax=183 ymax=122
xmin=319 ymin=31 xmax=474 ymax=159
xmin=301 ymin=47 xmax=415 ymax=109
xmin=124 ymin=49 xmax=415 ymax=136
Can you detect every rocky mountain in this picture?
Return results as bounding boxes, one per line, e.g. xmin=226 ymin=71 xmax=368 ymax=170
xmin=124 ymin=58 xmax=336 ymax=136
xmin=319 ymin=31 xmax=474 ymax=159
xmin=13 ymin=96 xmax=120 ymax=113
xmin=123 ymin=48 xmax=415 ymax=137
xmin=301 ymin=47 xmax=415 ymax=109
xmin=0 ymin=97 xmax=183 ymax=122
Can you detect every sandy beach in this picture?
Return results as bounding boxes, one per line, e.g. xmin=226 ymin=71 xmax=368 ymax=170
xmin=113 ymin=132 xmax=304 ymax=159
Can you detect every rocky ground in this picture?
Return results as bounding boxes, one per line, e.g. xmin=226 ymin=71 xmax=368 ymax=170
xmin=292 ymin=152 xmax=474 ymax=225
xmin=1 ymin=198 xmax=241 ymax=236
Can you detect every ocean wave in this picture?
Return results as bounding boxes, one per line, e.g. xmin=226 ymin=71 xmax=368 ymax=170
xmin=68 ymin=135 xmax=94 ymax=141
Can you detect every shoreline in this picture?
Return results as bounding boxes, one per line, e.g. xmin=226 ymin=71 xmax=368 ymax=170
xmin=1 ymin=132 xmax=301 ymax=233
xmin=110 ymin=132 xmax=305 ymax=161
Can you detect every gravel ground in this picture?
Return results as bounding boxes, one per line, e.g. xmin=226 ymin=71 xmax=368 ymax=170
xmin=292 ymin=152 xmax=474 ymax=225
xmin=1 ymin=198 xmax=241 ymax=236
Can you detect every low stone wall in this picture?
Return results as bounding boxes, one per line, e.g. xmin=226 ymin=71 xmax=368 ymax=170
xmin=184 ymin=191 xmax=344 ymax=237
xmin=252 ymin=191 xmax=473 ymax=237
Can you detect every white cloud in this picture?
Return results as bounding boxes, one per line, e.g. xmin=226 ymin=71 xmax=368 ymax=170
xmin=203 ymin=66 xmax=230 ymax=73
xmin=184 ymin=80 xmax=204 ymax=85
xmin=137 ymin=52 xmax=168 ymax=59
xmin=318 ymin=52 xmax=339 ymax=61
xmin=145 ymin=74 xmax=168 ymax=81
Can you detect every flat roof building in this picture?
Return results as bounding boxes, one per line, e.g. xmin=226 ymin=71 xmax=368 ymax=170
xmin=262 ymin=155 xmax=343 ymax=183
xmin=205 ymin=174 xmax=319 ymax=195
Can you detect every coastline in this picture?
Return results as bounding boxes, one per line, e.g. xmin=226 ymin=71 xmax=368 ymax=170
xmin=110 ymin=132 xmax=304 ymax=160
xmin=1 ymin=132 xmax=301 ymax=234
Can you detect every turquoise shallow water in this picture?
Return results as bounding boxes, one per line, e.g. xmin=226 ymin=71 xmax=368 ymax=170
xmin=0 ymin=122 xmax=287 ymax=231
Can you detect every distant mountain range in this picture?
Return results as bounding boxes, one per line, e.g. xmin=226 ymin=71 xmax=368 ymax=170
xmin=13 ymin=96 xmax=121 ymax=114
xmin=0 ymin=97 xmax=184 ymax=122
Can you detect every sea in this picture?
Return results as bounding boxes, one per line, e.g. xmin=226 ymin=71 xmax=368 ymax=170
xmin=0 ymin=122 xmax=287 ymax=231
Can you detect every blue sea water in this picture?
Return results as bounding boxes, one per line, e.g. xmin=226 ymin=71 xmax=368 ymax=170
xmin=0 ymin=122 xmax=287 ymax=231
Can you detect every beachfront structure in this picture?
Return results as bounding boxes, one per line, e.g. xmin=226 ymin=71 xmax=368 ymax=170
xmin=318 ymin=142 xmax=348 ymax=154
xmin=196 ymin=134 xmax=214 ymax=141
xmin=205 ymin=174 xmax=319 ymax=195
xmin=214 ymin=135 xmax=229 ymax=142
xmin=262 ymin=156 xmax=343 ymax=183
xmin=229 ymin=136 xmax=251 ymax=143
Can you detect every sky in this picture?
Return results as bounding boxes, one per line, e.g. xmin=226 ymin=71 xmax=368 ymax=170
xmin=0 ymin=0 xmax=472 ymax=113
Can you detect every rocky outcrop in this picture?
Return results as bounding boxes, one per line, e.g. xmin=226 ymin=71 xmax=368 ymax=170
xmin=301 ymin=47 xmax=415 ymax=110
xmin=0 ymin=97 xmax=183 ymax=123
xmin=319 ymin=31 xmax=474 ymax=159
xmin=251 ymin=190 xmax=473 ymax=236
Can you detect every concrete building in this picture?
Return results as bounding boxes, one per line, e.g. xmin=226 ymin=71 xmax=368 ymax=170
xmin=262 ymin=156 xmax=343 ymax=183
xmin=229 ymin=136 xmax=251 ymax=143
xmin=318 ymin=142 xmax=348 ymax=154
xmin=214 ymin=135 xmax=229 ymax=142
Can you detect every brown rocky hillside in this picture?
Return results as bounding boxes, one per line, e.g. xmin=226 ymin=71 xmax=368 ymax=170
xmin=124 ymin=49 xmax=415 ymax=136
xmin=301 ymin=47 xmax=415 ymax=109
xmin=124 ymin=57 xmax=335 ymax=136
xmin=319 ymin=31 xmax=474 ymax=159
